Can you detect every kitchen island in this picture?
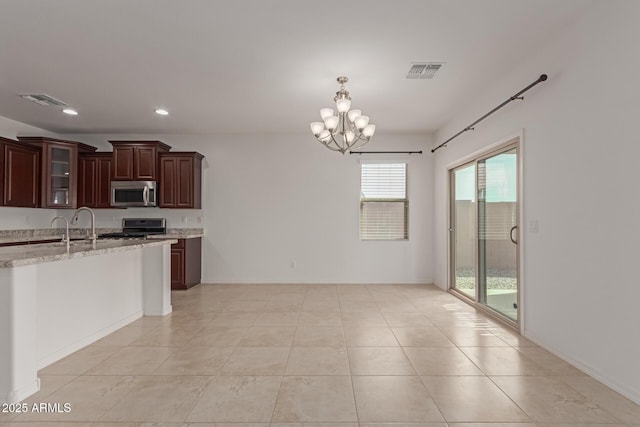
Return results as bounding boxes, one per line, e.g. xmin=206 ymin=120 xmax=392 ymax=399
xmin=0 ymin=238 xmax=176 ymax=404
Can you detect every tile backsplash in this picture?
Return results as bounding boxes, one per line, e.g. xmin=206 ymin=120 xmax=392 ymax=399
xmin=0 ymin=206 xmax=203 ymax=230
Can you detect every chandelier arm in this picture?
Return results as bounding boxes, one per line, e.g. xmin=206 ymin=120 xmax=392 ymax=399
xmin=329 ymin=131 xmax=346 ymax=152
xmin=345 ymin=119 xmax=364 ymax=146
xmin=346 ymin=118 xmax=366 ymax=138
xmin=317 ymin=136 xmax=342 ymax=151
xmin=344 ymin=133 xmax=359 ymax=150
xmin=337 ymin=132 xmax=351 ymax=154
xmin=349 ymin=136 xmax=370 ymax=151
xmin=323 ymin=143 xmax=343 ymax=152
xmin=348 ymin=131 xmax=365 ymax=144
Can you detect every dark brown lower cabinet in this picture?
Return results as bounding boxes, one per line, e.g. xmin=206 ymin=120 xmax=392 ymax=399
xmin=171 ymin=237 xmax=202 ymax=290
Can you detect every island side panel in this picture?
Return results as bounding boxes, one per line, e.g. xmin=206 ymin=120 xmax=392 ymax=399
xmin=142 ymin=243 xmax=173 ymax=316
xmin=0 ymin=265 xmax=40 ymax=404
xmin=35 ymin=249 xmax=145 ymax=369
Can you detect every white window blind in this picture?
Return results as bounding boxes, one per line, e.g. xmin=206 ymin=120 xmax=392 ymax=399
xmin=360 ymin=163 xmax=408 ymax=240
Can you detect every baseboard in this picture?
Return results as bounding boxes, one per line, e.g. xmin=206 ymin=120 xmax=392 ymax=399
xmin=198 ymin=282 xmax=436 ymax=286
xmin=1 ymin=378 xmax=40 ymax=404
xmin=523 ymin=330 xmax=640 ymax=405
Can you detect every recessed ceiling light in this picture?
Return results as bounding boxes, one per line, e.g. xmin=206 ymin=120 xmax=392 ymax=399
xmin=62 ymin=108 xmax=78 ymax=115
xmin=155 ymin=109 xmax=169 ymax=116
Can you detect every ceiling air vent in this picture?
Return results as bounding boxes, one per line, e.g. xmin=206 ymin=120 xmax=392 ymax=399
xmin=19 ymin=94 xmax=68 ymax=107
xmin=406 ymin=62 xmax=444 ymax=79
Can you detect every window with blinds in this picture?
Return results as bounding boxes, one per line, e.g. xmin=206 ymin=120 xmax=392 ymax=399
xmin=360 ymin=163 xmax=408 ymax=240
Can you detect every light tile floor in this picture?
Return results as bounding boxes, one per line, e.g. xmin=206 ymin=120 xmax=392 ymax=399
xmin=2 ymin=283 xmax=640 ymax=426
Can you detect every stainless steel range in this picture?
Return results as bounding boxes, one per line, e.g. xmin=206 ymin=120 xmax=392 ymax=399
xmin=99 ymin=218 xmax=166 ymax=239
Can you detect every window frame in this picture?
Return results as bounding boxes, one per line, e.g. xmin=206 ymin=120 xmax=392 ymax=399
xmin=359 ymin=162 xmax=409 ymax=241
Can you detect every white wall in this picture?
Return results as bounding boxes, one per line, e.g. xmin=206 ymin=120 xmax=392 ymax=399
xmin=62 ymin=132 xmax=434 ymax=285
xmin=0 ymin=115 xmax=54 ymax=140
xmin=432 ymin=1 xmax=640 ymax=404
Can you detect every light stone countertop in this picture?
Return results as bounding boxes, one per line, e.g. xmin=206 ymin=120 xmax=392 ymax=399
xmin=0 ymin=228 xmax=120 ymax=244
xmin=0 ymin=238 xmax=177 ymax=268
xmin=146 ymin=229 xmax=204 ymax=240
xmin=0 ymin=228 xmax=203 ymax=244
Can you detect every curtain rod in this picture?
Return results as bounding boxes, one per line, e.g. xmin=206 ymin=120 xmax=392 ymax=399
xmin=349 ymin=150 xmax=423 ymax=155
xmin=431 ymin=74 xmax=548 ymax=153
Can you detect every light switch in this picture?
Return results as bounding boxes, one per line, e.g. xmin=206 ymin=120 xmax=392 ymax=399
xmin=528 ymin=219 xmax=539 ymax=233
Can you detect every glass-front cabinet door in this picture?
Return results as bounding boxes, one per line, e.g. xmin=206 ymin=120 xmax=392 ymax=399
xmin=44 ymin=142 xmax=78 ymax=208
xmin=50 ymin=146 xmax=71 ymax=206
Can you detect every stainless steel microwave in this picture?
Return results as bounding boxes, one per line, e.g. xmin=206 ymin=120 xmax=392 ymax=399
xmin=111 ymin=181 xmax=157 ymax=207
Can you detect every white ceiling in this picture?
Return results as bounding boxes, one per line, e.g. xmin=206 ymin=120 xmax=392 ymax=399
xmin=0 ymin=0 xmax=594 ymax=135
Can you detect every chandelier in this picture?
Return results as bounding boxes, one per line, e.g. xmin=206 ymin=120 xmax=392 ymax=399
xmin=310 ymin=76 xmax=376 ymax=154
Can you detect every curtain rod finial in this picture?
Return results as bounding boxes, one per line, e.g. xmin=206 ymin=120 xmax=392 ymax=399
xmin=540 ymin=74 xmax=548 ymax=81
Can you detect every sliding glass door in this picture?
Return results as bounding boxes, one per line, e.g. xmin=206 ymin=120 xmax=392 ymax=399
xmin=478 ymin=147 xmax=518 ymax=321
xmin=451 ymin=163 xmax=477 ymax=300
xmin=450 ymin=141 xmax=520 ymax=324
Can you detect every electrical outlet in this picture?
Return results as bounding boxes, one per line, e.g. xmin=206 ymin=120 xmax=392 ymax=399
xmin=182 ymin=216 xmax=189 ymax=224
xmin=196 ymin=216 xmax=202 ymax=224
xmin=290 ymin=261 xmax=296 ymax=269
xmin=528 ymin=219 xmax=539 ymax=233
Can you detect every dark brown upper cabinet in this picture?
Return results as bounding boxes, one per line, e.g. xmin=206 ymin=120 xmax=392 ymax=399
xmin=109 ymin=140 xmax=171 ymax=181
xmin=1 ymin=137 xmax=40 ymax=208
xmin=158 ymin=152 xmax=204 ymax=209
xmin=18 ymin=137 xmax=95 ymax=209
xmin=78 ymin=152 xmax=112 ymax=208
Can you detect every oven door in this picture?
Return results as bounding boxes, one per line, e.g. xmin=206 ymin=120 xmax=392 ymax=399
xmin=111 ymin=181 xmax=157 ymax=207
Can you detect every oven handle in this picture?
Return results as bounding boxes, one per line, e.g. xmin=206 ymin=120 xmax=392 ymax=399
xmin=143 ymin=185 xmax=150 ymax=206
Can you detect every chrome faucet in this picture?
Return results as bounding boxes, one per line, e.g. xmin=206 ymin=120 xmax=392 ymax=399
xmin=51 ymin=216 xmax=70 ymax=251
xmin=70 ymin=206 xmax=97 ymax=247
